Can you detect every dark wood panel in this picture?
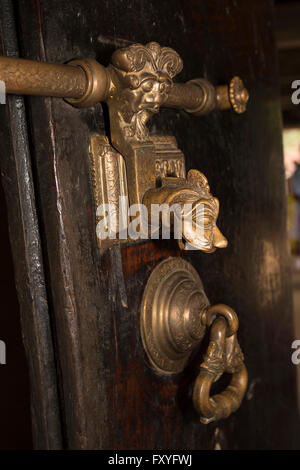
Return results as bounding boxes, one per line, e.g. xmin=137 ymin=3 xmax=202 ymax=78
xmin=10 ymin=0 xmax=300 ymax=449
xmin=275 ymin=1 xmax=300 ymax=50
xmin=0 ymin=151 xmax=32 ymax=450
xmin=0 ymin=0 xmax=62 ymax=449
xmin=278 ymin=50 xmax=300 ymax=79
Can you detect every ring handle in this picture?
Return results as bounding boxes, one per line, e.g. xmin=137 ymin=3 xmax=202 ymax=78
xmin=193 ymin=308 xmax=248 ymax=424
xmin=140 ymin=259 xmax=248 ymax=424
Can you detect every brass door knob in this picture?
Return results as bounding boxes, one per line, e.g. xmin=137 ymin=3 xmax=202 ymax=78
xmin=141 ymin=257 xmax=248 ymax=424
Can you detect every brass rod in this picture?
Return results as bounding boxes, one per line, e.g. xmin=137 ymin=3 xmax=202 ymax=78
xmin=0 ymin=56 xmax=87 ymax=98
xmin=165 ymin=83 xmax=205 ymax=109
xmin=164 ymin=83 xmax=209 ymax=109
xmin=0 ymin=56 xmax=247 ymax=113
xmin=166 ymin=80 xmax=218 ymax=115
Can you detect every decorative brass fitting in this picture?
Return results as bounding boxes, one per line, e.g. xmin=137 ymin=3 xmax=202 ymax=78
xmin=140 ymin=257 xmax=248 ymax=424
xmin=143 ymin=170 xmax=228 ymax=252
xmin=193 ymin=306 xmax=248 ymax=424
xmin=92 ymin=42 xmax=237 ymax=251
xmin=0 ymin=56 xmax=87 ymax=98
xmin=0 ymin=43 xmax=249 ymax=424
xmin=0 ymin=42 xmax=249 ymax=251
xmin=216 ymin=76 xmax=249 ymax=114
xmin=66 ymin=58 xmax=111 ymax=107
xmin=0 ymin=46 xmax=249 ymax=114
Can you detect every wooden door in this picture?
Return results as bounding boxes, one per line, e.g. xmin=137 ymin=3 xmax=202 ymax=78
xmin=0 ymin=0 xmax=299 ymax=449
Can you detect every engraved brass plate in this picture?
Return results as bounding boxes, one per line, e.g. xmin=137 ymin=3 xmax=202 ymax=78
xmin=89 ymin=134 xmax=129 ymax=251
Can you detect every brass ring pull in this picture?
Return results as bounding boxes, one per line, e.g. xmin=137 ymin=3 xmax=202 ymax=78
xmin=140 ymin=258 xmax=248 ymax=425
xmin=204 ymin=304 xmax=239 ymax=336
xmin=193 ymin=307 xmax=248 ymax=424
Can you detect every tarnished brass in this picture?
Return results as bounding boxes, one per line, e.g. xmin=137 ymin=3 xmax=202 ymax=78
xmin=106 ymin=42 xmax=183 ymax=211
xmin=89 ymin=135 xmax=129 ymax=251
xmin=141 ymin=257 xmax=248 ymax=423
xmin=216 ymin=76 xmax=249 ymax=114
xmin=0 ymin=48 xmax=248 ymax=114
xmin=2 ymin=43 xmax=249 ymax=423
xmin=100 ymin=42 xmax=229 ymax=250
xmin=84 ymin=42 xmax=245 ymax=251
xmin=165 ymin=79 xmax=216 ymax=115
xmin=194 ymin=304 xmax=248 ymax=424
xmin=89 ymin=133 xmax=189 ymax=251
xmin=0 ymin=56 xmax=87 ymax=98
xmin=140 ymin=257 xmax=209 ymax=373
xmin=143 ymin=169 xmax=228 ymax=251
xmin=66 ymin=59 xmax=111 ymax=107
xmin=0 ymin=56 xmax=110 ymax=105
xmin=0 ymin=42 xmax=248 ymax=251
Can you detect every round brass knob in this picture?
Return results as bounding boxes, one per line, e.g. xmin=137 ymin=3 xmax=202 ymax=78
xmin=229 ymin=76 xmax=249 ymax=114
xmin=140 ymin=257 xmax=209 ymax=373
xmin=216 ymin=76 xmax=249 ymax=114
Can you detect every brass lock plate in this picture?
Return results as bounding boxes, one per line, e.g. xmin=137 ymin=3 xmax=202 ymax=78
xmin=89 ymin=134 xmax=186 ymax=251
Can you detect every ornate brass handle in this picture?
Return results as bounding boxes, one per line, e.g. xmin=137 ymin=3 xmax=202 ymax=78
xmin=0 ymin=43 xmax=249 ymax=253
xmin=193 ymin=305 xmax=248 ymax=424
xmin=2 ymin=44 xmax=249 ymax=422
xmin=141 ymin=258 xmax=248 ymax=424
xmin=0 ymin=55 xmax=248 ymax=114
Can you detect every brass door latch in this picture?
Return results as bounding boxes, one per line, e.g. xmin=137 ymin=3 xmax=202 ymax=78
xmin=0 ymin=41 xmax=249 ymax=423
xmin=0 ymin=42 xmax=249 ymax=252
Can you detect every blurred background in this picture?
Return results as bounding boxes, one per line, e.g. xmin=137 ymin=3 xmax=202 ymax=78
xmin=275 ymin=0 xmax=300 ymax=413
